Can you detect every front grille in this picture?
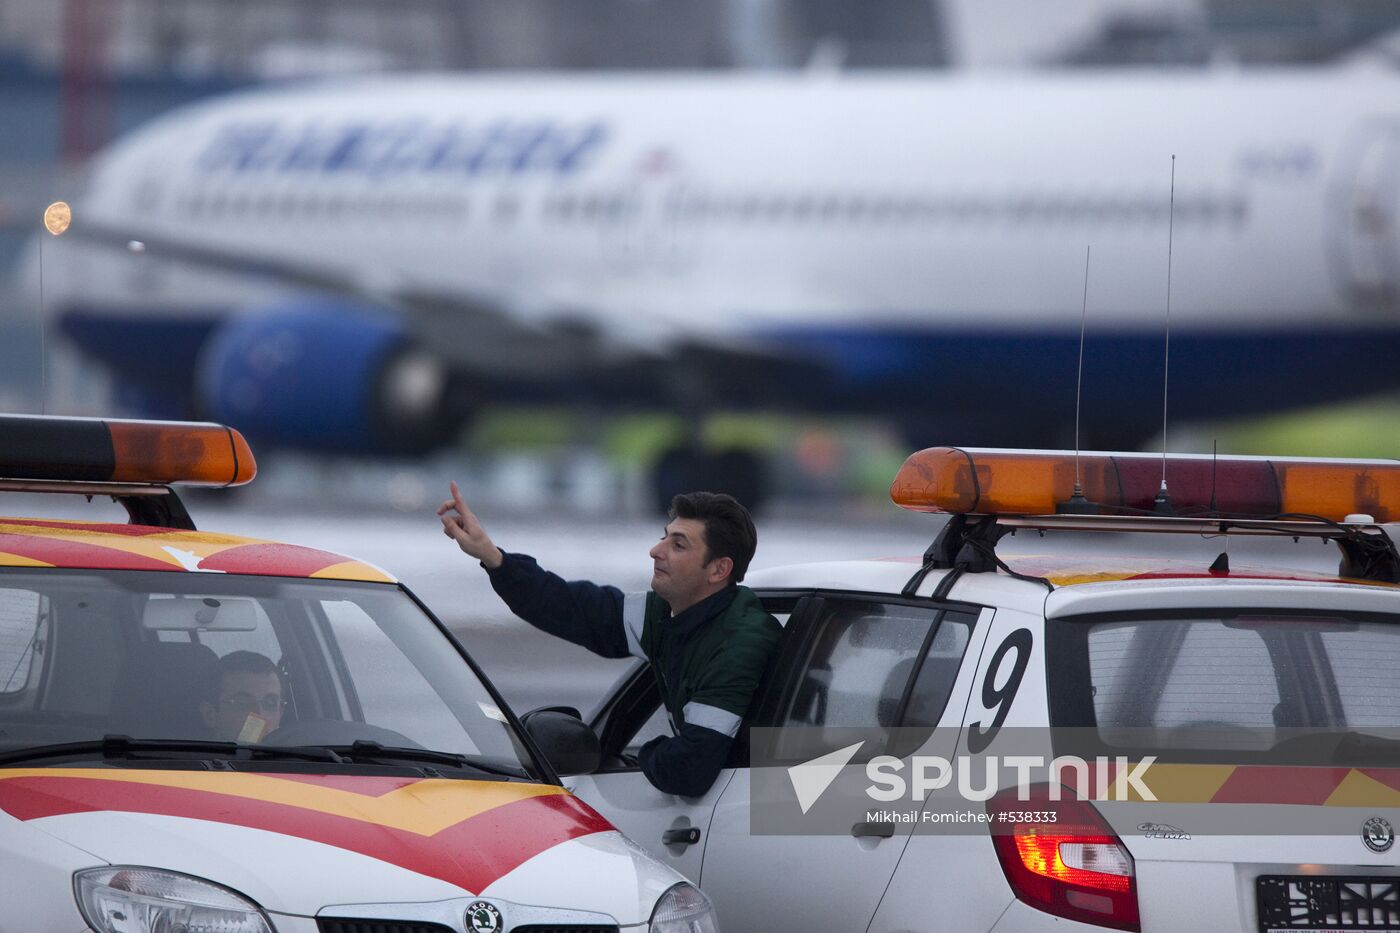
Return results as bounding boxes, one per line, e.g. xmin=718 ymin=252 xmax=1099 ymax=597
xmin=513 ymin=928 xmax=619 ymax=932
xmin=318 ymin=922 xmax=455 ymax=933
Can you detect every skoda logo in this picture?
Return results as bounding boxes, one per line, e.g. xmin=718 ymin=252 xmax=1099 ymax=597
xmin=1362 ymin=817 xmax=1394 ymax=854
xmin=466 ymin=900 xmax=503 ymax=933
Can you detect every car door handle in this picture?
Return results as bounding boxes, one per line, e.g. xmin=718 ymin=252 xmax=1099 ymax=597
xmin=850 ymin=821 xmax=895 ymax=839
xmin=663 ymin=827 xmax=701 ymax=846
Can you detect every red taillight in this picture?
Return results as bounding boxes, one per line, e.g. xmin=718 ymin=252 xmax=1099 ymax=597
xmin=986 ymin=785 xmax=1140 ymax=931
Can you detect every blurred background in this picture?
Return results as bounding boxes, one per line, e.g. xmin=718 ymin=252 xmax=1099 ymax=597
xmin=8 ymin=0 xmax=1400 ymax=712
xmin=4 ymin=0 xmax=1400 ymax=521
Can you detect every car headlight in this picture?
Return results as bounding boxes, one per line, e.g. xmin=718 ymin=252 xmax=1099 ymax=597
xmin=74 ymin=867 xmax=274 ymax=933
xmin=649 ymin=882 xmax=719 ymax=933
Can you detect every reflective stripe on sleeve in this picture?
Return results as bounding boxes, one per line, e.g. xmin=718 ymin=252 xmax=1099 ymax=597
xmin=622 ymin=592 xmax=647 ymax=659
xmin=682 ymin=702 xmax=742 ymax=738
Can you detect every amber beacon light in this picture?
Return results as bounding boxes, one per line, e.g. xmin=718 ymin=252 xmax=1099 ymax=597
xmin=891 ymin=447 xmax=1400 ymax=524
xmin=0 ymin=415 xmax=256 ymax=487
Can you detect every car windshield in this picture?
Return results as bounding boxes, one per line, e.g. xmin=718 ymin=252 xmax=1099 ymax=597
xmin=0 ymin=568 xmax=535 ymax=776
xmin=1048 ymin=610 xmax=1400 ymax=761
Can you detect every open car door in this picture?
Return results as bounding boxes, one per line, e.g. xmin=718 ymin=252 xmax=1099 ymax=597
xmin=565 ymin=594 xmax=806 ymax=884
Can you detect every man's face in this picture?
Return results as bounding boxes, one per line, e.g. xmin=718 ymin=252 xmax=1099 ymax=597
xmin=649 ymin=517 xmax=728 ymax=611
xmin=202 ymin=670 xmax=283 ymax=742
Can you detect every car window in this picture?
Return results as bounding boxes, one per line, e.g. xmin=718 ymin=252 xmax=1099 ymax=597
xmin=782 ymin=600 xmax=936 ymax=729
xmin=174 ymin=595 xmax=281 ymax=660
xmin=0 ymin=588 xmax=45 ymax=695
xmin=1089 ymin=620 xmax=1282 ymax=731
xmin=901 ymin=610 xmax=976 ymax=728
xmin=772 ymin=599 xmax=945 ymax=760
xmin=625 ymin=702 xmax=671 ymax=755
xmin=1319 ymin=626 xmax=1400 ymax=727
xmin=1055 ymin=612 xmax=1400 ymax=754
xmin=321 ymin=598 xmax=476 ymax=753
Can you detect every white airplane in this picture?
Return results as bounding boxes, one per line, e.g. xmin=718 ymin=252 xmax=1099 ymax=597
xmin=26 ymin=68 xmax=1400 ymax=501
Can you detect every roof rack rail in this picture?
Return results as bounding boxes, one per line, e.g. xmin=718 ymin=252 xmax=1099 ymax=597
xmin=905 ymin=513 xmax=1400 ymax=587
xmin=0 ymin=480 xmax=197 ymax=530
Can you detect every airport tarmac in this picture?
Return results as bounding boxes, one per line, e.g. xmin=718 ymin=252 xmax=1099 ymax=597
xmin=188 ymin=497 xmax=1348 ymax=719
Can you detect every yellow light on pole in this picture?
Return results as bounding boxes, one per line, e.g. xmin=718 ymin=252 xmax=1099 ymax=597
xmin=43 ymin=201 xmax=71 ymax=236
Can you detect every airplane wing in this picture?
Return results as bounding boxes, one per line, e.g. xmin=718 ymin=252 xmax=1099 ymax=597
xmin=66 ymin=216 xmax=667 ymax=380
xmin=63 ymin=216 xmax=825 ymax=405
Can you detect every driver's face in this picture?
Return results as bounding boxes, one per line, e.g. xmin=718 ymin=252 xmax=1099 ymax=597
xmin=202 ymin=671 xmax=283 ymax=741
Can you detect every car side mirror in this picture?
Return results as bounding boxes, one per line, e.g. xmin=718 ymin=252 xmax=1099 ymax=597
xmin=521 ymin=707 xmax=601 ymax=777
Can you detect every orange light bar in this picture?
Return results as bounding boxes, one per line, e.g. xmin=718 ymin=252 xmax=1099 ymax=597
xmin=891 ymin=447 xmax=1400 ymax=523
xmin=0 ymin=415 xmax=256 ymax=487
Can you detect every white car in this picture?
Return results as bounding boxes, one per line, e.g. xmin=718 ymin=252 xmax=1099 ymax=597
xmin=0 ymin=414 xmax=715 ymax=933
xmin=565 ymin=447 xmax=1400 ymax=933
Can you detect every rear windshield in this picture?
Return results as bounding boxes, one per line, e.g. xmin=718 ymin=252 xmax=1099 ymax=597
xmin=1048 ymin=611 xmax=1400 ymax=759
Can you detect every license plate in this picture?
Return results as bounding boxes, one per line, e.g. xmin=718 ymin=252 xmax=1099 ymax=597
xmin=1259 ymin=876 xmax=1400 ymax=932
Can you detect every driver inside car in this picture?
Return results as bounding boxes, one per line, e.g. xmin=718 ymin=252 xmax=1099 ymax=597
xmin=200 ymin=650 xmax=285 ymax=742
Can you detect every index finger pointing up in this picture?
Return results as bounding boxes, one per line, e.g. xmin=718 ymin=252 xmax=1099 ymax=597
xmin=449 ymin=481 xmax=476 ymax=519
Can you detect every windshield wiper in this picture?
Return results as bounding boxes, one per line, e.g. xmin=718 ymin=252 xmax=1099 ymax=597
xmin=0 ymin=735 xmax=349 ymax=768
xmin=312 ymin=740 xmax=528 ymax=779
xmin=0 ymin=736 xmax=528 ymax=779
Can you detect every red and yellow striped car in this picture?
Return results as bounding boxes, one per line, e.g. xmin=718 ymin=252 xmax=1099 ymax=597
xmin=0 ymin=414 xmax=714 ymax=933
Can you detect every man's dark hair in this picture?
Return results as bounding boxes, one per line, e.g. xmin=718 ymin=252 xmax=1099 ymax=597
xmin=669 ymin=491 xmax=758 ymax=583
xmin=205 ymin=650 xmax=280 ymax=701
xmin=219 ymin=650 xmax=279 ymax=678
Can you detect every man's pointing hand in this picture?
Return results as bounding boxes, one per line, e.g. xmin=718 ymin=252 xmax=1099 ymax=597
xmin=438 ymin=481 xmax=504 ymax=569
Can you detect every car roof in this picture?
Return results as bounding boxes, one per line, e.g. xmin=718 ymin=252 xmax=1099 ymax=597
xmin=747 ymin=557 xmax=923 ymax=595
xmin=1003 ymin=553 xmax=1398 ymax=589
xmin=747 ymin=551 xmax=1400 ymax=616
xmin=0 ymin=516 xmax=395 ymax=583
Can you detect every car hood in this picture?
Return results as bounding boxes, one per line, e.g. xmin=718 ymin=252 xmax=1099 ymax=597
xmin=0 ymin=767 xmax=678 ymax=923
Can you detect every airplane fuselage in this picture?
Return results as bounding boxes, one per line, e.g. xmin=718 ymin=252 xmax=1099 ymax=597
xmin=32 ymin=69 xmax=1400 ymax=451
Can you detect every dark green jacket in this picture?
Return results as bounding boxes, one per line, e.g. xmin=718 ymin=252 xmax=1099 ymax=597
xmin=486 ymin=551 xmax=781 ymax=795
xmin=639 ymin=586 xmax=781 ymax=740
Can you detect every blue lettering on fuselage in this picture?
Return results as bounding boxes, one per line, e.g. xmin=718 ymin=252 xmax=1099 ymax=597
xmin=196 ymin=119 xmax=609 ymax=177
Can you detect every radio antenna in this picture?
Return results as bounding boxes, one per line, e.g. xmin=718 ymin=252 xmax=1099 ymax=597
xmin=1061 ymin=245 xmax=1096 ymax=515
xmin=1209 ymin=438 xmax=1219 ymax=513
xmin=1154 ymin=156 xmax=1176 ymax=515
xmin=37 ymin=224 xmax=47 ymax=414
xmin=39 ymin=201 xmax=73 ymax=415
xmin=1073 ymin=245 xmax=1091 ymax=491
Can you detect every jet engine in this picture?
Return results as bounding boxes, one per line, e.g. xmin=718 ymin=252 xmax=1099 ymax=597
xmin=197 ymin=299 xmax=463 ymax=455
